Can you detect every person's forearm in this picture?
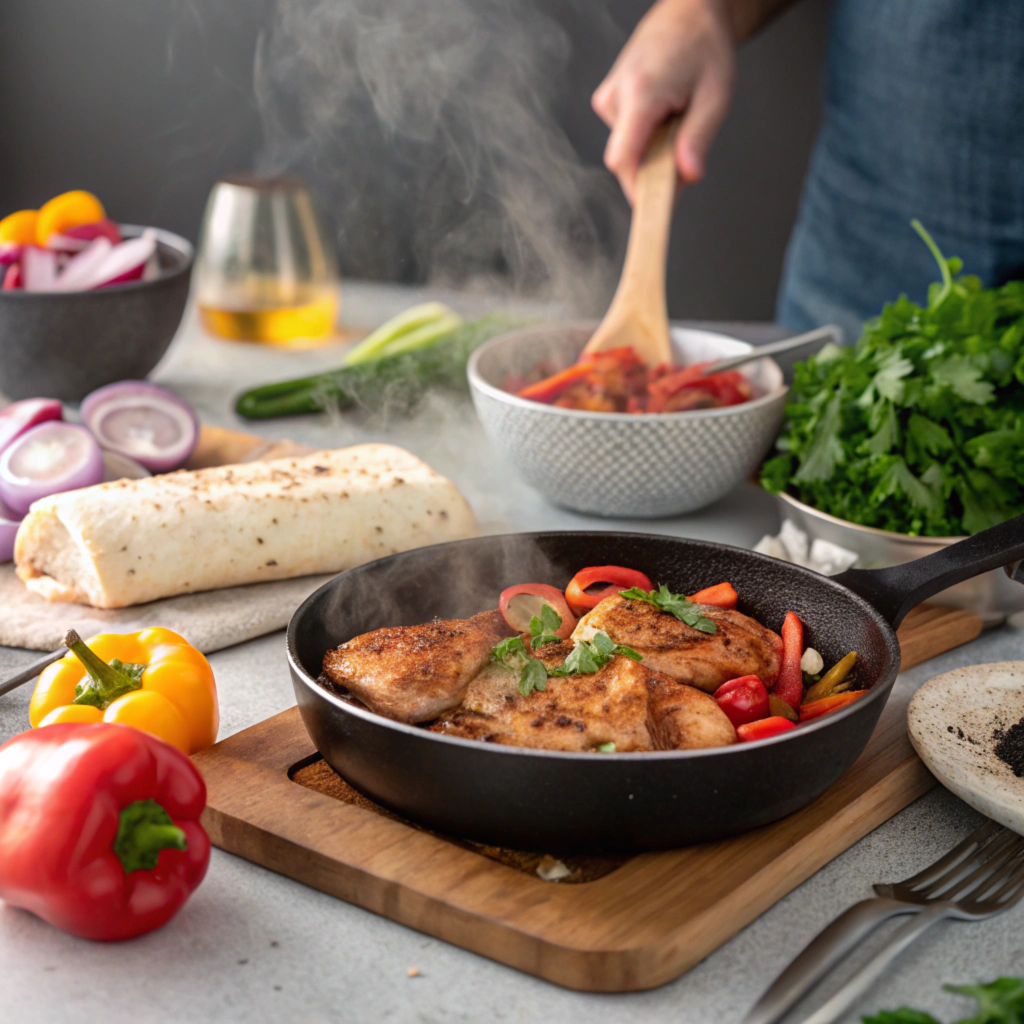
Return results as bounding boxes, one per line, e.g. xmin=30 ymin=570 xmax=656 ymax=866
xmin=717 ymin=0 xmax=803 ymax=43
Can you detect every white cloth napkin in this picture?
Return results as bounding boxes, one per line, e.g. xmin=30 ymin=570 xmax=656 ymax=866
xmin=0 ymin=564 xmax=336 ymax=654
xmin=753 ymin=519 xmax=859 ymax=577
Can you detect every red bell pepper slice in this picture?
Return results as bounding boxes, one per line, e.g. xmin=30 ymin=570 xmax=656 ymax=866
xmin=773 ymin=611 xmax=805 ymax=710
xmin=516 ymin=360 xmax=595 ymax=403
xmin=689 ymin=581 xmax=738 ymax=609
xmin=713 ymin=675 xmax=769 ymax=728
xmin=499 ymin=584 xmax=577 ymax=638
xmin=0 ymin=721 xmax=210 ymax=940
xmin=647 ymin=362 xmax=714 ymax=398
xmin=516 ymin=347 xmax=641 ymax=404
xmin=799 ymin=690 xmax=868 ymax=722
xmin=565 ymin=565 xmax=654 ymax=616
xmin=736 ymin=716 xmax=797 ymax=743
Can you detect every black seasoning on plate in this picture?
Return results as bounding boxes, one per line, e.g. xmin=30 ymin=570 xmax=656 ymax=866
xmin=994 ymin=719 xmax=1024 ymax=778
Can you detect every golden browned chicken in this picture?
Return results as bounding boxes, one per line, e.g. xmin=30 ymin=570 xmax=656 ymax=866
xmin=572 ymin=594 xmax=782 ymax=693
xmin=321 ymin=609 xmax=514 ymax=723
xmin=432 ymin=639 xmax=736 ymax=752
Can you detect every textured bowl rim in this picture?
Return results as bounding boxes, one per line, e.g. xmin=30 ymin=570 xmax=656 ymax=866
xmin=467 ymin=321 xmax=788 ymax=422
xmin=776 ymin=488 xmax=967 ymax=545
xmin=0 ymin=222 xmax=194 ymax=299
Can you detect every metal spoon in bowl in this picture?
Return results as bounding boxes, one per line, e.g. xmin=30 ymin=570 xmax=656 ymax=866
xmin=698 ymin=324 xmax=842 ymax=378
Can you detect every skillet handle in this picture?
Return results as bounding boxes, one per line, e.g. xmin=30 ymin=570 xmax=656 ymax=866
xmin=833 ymin=512 xmax=1024 ymax=627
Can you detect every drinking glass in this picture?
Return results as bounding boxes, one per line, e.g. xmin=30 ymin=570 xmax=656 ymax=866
xmin=194 ymin=175 xmax=339 ymax=347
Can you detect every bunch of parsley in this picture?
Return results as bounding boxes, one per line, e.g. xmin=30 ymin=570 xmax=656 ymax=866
xmin=761 ymin=222 xmax=1024 ymax=536
xmin=864 ymin=976 xmax=1024 ymax=1023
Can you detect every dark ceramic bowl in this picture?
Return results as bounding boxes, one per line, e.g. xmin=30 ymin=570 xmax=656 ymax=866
xmin=0 ymin=224 xmax=193 ymax=402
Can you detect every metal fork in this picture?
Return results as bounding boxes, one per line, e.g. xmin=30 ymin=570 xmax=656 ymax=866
xmin=743 ymin=820 xmax=1024 ymax=1024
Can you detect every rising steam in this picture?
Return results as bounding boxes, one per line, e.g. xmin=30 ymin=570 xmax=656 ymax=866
xmin=253 ymin=0 xmax=627 ymax=312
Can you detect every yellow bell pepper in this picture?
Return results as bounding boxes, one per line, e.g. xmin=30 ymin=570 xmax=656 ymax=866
xmin=30 ymin=628 xmax=218 ymax=755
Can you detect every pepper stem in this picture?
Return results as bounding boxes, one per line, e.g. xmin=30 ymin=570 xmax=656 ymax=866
xmin=66 ymin=629 xmax=145 ymax=710
xmin=113 ymin=799 xmax=188 ymax=874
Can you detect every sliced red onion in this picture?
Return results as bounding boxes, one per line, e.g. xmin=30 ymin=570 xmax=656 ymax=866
xmin=21 ymin=246 xmax=58 ymax=292
xmin=0 ymin=398 xmax=64 ymax=457
xmin=2 ymin=263 xmax=21 ymax=290
xmin=102 ymin=450 xmax=152 ymax=482
xmin=53 ymin=238 xmax=114 ymax=291
xmin=0 ymin=242 xmax=23 ymax=265
xmin=0 ymin=422 xmax=104 ymax=514
xmin=0 ymin=499 xmax=21 ymax=563
xmin=82 ymin=381 xmax=198 ymax=472
xmin=65 ymin=219 xmax=122 ymax=246
xmin=43 ymin=233 xmax=90 ymax=254
xmin=91 ymin=231 xmax=157 ymax=289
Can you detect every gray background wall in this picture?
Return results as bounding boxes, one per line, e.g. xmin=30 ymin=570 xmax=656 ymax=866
xmin=0 ymin=0 xmax=829 ymax=321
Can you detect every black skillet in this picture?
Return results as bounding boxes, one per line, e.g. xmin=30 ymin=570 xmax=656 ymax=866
xmin=287 ymin=516 xmax=1024 ymax=854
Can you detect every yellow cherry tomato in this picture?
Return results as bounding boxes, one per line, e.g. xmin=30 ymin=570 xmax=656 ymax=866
xmin=0 ymin=209 xmax=39 ymax=246
xmin=30 ymin=628 xmax=218 ymax=754
xmin=35 ymin=190 xmax=105 ymax=245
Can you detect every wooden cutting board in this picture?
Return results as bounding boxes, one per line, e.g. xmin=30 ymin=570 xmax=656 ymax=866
xmin=193 ymin=604 xmax=982 ymax=993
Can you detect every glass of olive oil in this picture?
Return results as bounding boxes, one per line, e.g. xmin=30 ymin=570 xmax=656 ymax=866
xmin=195 ymin=176 xmax=339 ymax=347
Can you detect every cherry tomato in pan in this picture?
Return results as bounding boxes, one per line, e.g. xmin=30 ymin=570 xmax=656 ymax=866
xmin=713 ymin=675 xmax=769 ymax=728
xmin=565 ymin=566 xmax=654 ymax=616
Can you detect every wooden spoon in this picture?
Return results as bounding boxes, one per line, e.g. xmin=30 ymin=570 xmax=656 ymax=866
xmin=581 ymin=117 xmax=682 ymax=367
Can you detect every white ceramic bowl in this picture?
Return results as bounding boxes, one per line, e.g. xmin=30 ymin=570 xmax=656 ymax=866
xmin=777 ymin=490 xmax=1024 ymax=616
xmin=468 ymin=322 xmax=786 ymax=517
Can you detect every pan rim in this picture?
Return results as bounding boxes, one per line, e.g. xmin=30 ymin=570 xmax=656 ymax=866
xmin=286 ymin=530 xmax=901 ymax=763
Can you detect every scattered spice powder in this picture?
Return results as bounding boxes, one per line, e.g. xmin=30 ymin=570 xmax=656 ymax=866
xmin=994 ymin=718 xmax=1024 ymax=777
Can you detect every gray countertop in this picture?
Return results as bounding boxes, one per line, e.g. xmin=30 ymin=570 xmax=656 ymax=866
xmin=2 ymin=283 xmax=1022 ymax=1024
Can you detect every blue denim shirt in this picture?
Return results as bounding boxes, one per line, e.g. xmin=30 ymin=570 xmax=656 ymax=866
xmin=777 ymin=0 xmax=1024 ymax=341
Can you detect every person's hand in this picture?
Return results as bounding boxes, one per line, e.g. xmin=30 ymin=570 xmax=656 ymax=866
xmin=592 ymin=0 xmax=736 ymax=201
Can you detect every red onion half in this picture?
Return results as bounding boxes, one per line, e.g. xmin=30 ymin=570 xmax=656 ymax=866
xmin=0 ymin=422 xmax=104 ymax=514
xmin=0 ymin=399 xmax=64 ymax=457
xmin=102 ymin=451 xmax=152 ymax=482
xmin=82 ymin=381 xmax=198 ymax=472
xmin=0 ymin=499 xmax=22 ymax=563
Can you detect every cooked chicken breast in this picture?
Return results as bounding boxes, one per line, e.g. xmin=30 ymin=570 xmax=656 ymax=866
xmin=432 ymin=640 xmax=736 ymax=752
xmin=321 ymin=609 xmax=514 ymax=723
xmin=572 ymin=594 xmax=782 ymax=693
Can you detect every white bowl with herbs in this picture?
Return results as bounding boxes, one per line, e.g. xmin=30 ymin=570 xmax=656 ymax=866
xmin=760 ymin=221 xmax=1024 ymax=615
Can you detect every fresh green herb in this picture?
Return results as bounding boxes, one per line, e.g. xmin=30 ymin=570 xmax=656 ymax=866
xmin=550 ymin=632 xmax=642 ymax=677
xmin=490 ymin=636 xmax=549 ymax=697
xmin=863 ymin=977 xmax=1024 ymax=1023
xmin=619 ymin=584 xmax=718 ymax=634
xmin=235 ymin=312 xmax=525 ymax=420
xmin=762 ymin=221 xmax=1024 ymax=537
xmin=491 ymin=629 xmax=641 ymax=696
xmin=529 ymin=604 xmax=563 ymax=650
xmin=65 ymin=629 xmax=146 ymax=711
xmin=596 ymin=742 xmax=617 ymax=753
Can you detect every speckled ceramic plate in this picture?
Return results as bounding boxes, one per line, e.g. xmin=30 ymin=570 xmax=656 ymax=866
xmin=907 ymin=662 xmax=1024 ymax=834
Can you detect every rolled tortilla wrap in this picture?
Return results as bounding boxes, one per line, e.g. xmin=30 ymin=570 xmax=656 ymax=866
xmin=15 ymin=444 xmax=476 ymax=609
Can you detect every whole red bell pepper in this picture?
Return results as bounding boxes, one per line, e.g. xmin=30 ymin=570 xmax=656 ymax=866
xmin=773 ymin=611 xmax=805 ymax=710
xmin=0 ymin=722 xmax=209 ymax=940
xmin=714 ymin=675 xmax=770 ymax=728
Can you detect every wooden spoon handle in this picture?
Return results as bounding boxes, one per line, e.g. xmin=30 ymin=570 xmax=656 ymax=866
xmin=620 ymin=116 xmax=681 ymax=311
xmin=582 ymin=117 xmax=681 ymax=364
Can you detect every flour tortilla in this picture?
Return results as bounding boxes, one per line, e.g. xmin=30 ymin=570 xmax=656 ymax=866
xmin=15 ymin=444 xmax=476 ymax=609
